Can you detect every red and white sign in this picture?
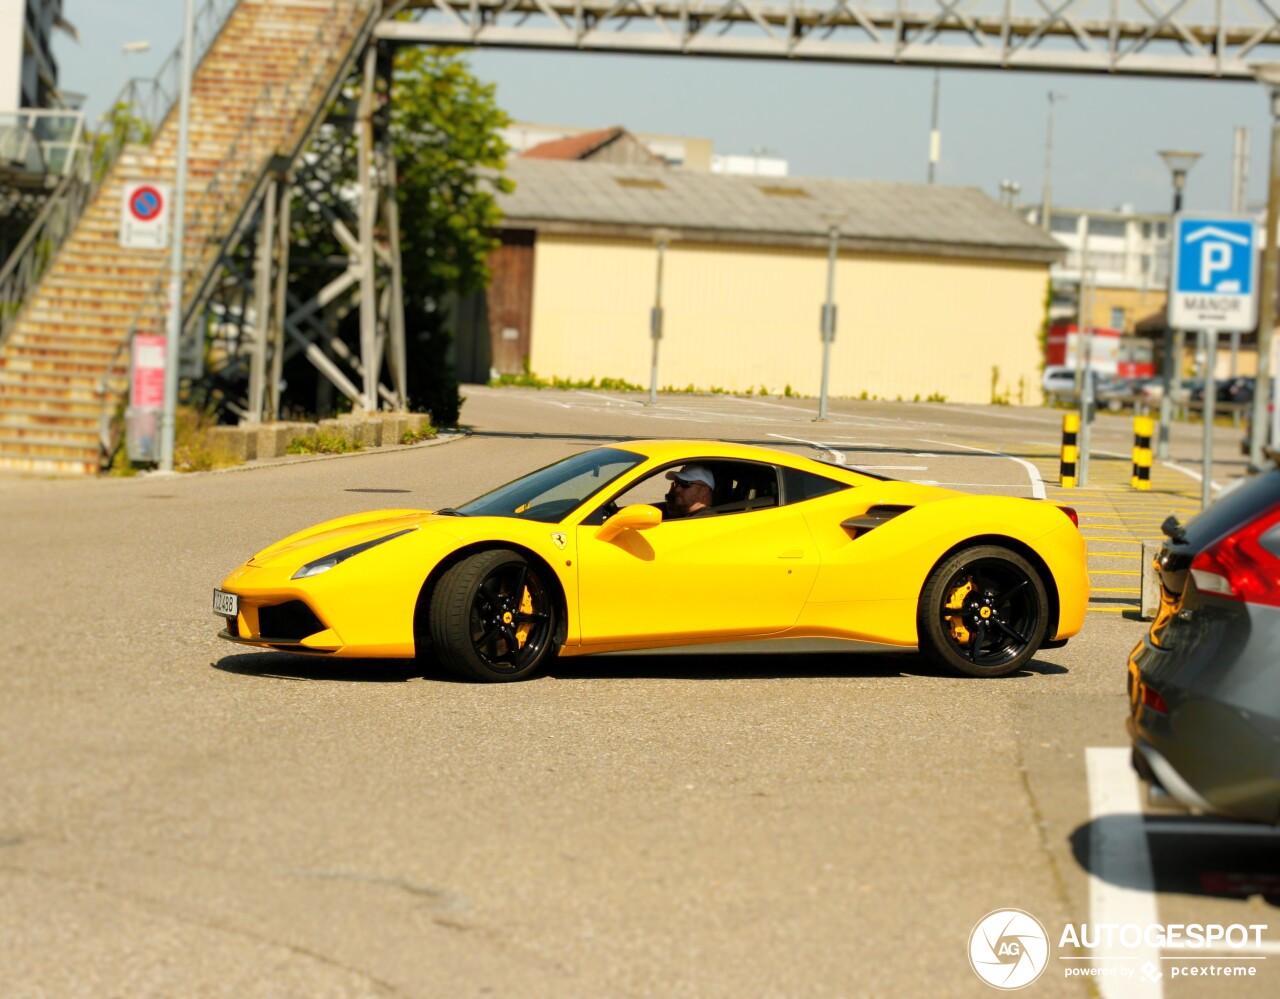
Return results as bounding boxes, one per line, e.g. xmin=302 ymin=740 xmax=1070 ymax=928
xmin=131 ymin=334 xmax=166 ymax=410
xmin=120 ymin=181 xmax=171 ymax=249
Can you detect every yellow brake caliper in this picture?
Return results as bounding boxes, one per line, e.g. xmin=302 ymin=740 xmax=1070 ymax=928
xmin=514 ymin=586 xmax=534 ymax=648
xmin=946 ymin=578 xmax=974 ymax=644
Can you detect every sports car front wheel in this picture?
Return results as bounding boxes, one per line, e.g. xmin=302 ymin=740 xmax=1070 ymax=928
xmin=916 ymin=545 xmax=1048 ymax=678
xmin=429 ymin=549 xmax=558 ymax=682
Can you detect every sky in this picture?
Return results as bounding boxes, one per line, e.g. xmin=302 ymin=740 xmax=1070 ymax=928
xmin=52 ymin=1 xmax=1278 ymax=216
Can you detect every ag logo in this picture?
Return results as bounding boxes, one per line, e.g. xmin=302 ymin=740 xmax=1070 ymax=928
xmin=550 ymin=532 xmax=567 ymax=550
xmin=968 ymin=909 xmax=1049 ymax=990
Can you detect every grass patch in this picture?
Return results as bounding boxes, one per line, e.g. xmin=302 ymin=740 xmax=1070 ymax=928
xmin=174 ymin=407 xmax=242 ymax=473
xmin=400 ymin=425 xmax=438 ymax=445
xmin=286 ymin=432 xmax=364 ymax=455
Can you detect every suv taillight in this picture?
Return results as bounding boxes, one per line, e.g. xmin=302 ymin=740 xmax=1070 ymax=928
xmin=1189 ymin=501 xmax=1280 ymax=607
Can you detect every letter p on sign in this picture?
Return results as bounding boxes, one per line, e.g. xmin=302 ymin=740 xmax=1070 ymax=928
xmin=1202 ymin=241 xmax=1233 ymax=288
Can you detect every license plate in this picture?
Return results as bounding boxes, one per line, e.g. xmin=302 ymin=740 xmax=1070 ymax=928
xmin=212 ymin=589 xmax=239 ymax=617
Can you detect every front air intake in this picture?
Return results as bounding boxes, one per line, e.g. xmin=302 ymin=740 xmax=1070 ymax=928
xmin=257 ymin=601 xmax=325 ymax=641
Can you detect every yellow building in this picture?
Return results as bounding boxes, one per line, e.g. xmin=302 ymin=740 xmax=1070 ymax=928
xmin=466 ymin=161 xmax=1063 ymax=405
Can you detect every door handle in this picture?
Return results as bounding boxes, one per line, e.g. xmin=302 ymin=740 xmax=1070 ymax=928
xmin=777 ymin=549 xmax=804 ymax=559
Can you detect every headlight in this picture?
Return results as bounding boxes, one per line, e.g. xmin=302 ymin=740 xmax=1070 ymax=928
xmin=291 ymin=528 xmax=415 ymax=580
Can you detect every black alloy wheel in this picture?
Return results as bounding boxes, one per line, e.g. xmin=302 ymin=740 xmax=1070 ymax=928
xmin=917 ymin=545 xmax=1049 ymax=678
xmin=429 ymin=549 xmax=557 ymax=681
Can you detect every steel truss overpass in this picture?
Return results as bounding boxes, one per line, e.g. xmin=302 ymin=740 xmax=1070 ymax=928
xmin=380 ymin=0 xmax=1280 ymax=79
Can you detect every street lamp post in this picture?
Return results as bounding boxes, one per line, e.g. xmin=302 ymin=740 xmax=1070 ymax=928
xmin=927 ymin=69 xmax=941 ymax=184
xmin=647 ymin=229 xmax=672 ymax=407
xmin=814 ymin=221 xmax=841 ymax=422
xmin=1041 ymin=91 xmax=1066 ymax=232
xmin=1250 ymin=65 xmax=1280 ymax=467
xmin=1156 ymin=149 xmax=1201 ymax=461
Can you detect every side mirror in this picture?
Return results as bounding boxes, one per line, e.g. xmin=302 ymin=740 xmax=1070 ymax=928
xmin=595 ymin=503 xmax=662 ymax=542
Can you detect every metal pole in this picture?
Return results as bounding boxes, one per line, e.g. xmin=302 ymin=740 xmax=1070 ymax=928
xmin=647 ymin=235 xmax=666 ymax=406
xmin=1042 ymin=92 xmax=1064 ymax=232
xmin=1078 ymin=262 xmax=1094 ymax=487
xmin=1232 ymin=126 xmax=1250 ymax=215
xmin=246 ymin=178 xmax=277 ymax=424
xmin=268 ymin=180 xmax=291 ymax=422
xmin=1202 ymin=329 xmax=1217 ymax=507
xmin=158 ymin=0 xmax=196 ymax=472
xmin=927 ymin=69 xmax=940 ymax=185
xmin=816 ymin=223 xmax=839 ymax=422
xmin=1251 ymin=89 xmax=1280 ymax=467
xmin=357 ymin=44 xmax=378 ymax=413
xmin=1158 ymin=183 xmax=1185 ymax=461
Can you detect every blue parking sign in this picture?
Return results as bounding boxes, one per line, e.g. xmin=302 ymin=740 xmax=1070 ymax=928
xmin=1169 ymin=215 xmax=1258 ymax=332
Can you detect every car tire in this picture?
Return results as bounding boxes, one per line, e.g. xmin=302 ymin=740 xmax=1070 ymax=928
xmin=916 ymin=545 xmax=1049 ymax=678
xmin=429 ymin=549 xmax=558 ymax=682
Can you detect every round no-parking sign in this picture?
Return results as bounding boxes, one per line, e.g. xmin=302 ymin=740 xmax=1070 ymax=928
xmin=128 ymin=185 xmax=164 ymax=222
xmin=120 ymin=181 xmax=172 ymax=249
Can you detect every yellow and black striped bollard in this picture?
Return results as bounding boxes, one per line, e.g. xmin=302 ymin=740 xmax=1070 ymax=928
xmin=1059 ymin=413 xmax=1079 ymax=488
xmin=1132 ymin=415 xmax=1154 ymax=490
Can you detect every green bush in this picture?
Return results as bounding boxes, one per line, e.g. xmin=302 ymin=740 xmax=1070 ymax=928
xmin=286 ymin=433 xmax=363 ymax=455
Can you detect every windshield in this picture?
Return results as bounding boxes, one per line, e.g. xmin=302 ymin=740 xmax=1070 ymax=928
xmin=454 ymin=447 xmax=646 ymax=523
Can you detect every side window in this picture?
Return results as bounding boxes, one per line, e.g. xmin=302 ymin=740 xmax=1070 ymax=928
xmin=705 ymin=462 xmax=779 ymax=514
xmin=583 ymin=460 xmax=782 ymax=524
xmin=781 ymin=466 xmax=850 ymax=505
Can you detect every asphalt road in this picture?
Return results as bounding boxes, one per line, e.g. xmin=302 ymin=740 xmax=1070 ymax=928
xmin=1 ymin=389 xmax=1276 ymax=998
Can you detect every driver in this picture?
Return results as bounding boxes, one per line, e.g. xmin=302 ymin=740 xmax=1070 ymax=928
xmin=662 ymin=464 xmax=715 ymax=519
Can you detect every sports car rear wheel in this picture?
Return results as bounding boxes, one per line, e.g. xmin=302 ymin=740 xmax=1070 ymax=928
xmin=917 ymin=546 xmax=1048 ymax=678
xmin=429 ymin=549 xmax=557 ymax=682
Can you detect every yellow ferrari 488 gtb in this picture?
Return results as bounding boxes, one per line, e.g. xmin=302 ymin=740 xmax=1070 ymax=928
xmin=214 ymin=440 xmax=1087 ymax=681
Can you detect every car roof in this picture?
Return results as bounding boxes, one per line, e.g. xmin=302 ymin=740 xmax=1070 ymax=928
xmin=607 ymin=439 xmax=875 ymax=482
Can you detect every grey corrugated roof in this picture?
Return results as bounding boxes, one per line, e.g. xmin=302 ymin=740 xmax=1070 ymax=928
xmin=498 ymin=160 xmax=1063 ymax=264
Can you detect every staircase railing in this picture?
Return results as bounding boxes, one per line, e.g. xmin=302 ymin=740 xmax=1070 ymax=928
xmin=97 ymin=0 xmax=378 ymax=457
xmin=0 ymin=0 xmax=242 ymax=350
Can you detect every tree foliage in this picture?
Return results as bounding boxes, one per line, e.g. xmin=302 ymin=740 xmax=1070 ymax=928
xmin=392 ymin=46 xmax=512 ymax=303
xmin=391 ymin=47 xmax=511 ymax=425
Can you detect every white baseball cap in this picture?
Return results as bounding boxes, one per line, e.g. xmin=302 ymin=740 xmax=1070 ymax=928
xmin=665 ymin=464 xmax=715 ymax=490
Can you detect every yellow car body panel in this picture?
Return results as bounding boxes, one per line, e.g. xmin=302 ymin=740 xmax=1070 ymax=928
xmin=215 ymin=439 xmax=1089 ymax=662
xmin=574 ymin=501 xmax=820 ymax=644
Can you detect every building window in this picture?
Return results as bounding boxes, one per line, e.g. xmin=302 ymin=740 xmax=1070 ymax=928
xmin=1090 ymin=219 xmax=1126 ymax=238
xmin=1141 ymin=222 xmax=1152 ymax=239
xmin=1050 ymin=214 xmax=1077 ymax=234
xmin=1110 ymin=307 xmax=1126 ymax=330
xmin=1156 ymin=222 xmax=1168 ymax=239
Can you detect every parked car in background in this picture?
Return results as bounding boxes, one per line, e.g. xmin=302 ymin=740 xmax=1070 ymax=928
xmin=1128 ymin=466 xmax=1280 ymax=822
xmin=1139 ymin=378 xmax=1196 ymax=406
xmin=1042 ymin=366 xmax=1078 ymax=401
xmin=1043 ymin=368 xmax=1147 ymax=411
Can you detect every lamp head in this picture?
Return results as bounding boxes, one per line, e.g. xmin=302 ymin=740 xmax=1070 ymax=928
xmin=1158 ymin=150 xmax=1202 ymax=189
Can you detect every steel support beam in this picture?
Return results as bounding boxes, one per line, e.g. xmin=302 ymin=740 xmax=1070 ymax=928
xmin=378 ymin=1 xmax=1280 ymax=79
xmin=357 ymin=43 xmax=380 ymax=413
xmin=246 ymin=177 xmax=278 ymax=425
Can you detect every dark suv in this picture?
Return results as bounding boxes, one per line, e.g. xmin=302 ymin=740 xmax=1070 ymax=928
xmin=1128 ymin=467 xmax=1280 ymax=822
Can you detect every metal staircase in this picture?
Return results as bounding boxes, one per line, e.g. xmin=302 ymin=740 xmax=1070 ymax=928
xmin=0 ymin=0 xmax=376 ymax=474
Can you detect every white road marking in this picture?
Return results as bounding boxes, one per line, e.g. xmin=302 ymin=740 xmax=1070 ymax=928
xmin=576 ymin=391 xmax=643 ymax=407
xmin=921 ymin=439 xmax=1047 ymax=499
xmin=1086 ymin=747 xmax=1163 ymax=998
xmin=1160 ymin=461 xmax=1222 ymax=494
xmin=767 ymin=434 xmax=847 ymax=464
